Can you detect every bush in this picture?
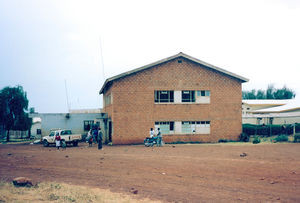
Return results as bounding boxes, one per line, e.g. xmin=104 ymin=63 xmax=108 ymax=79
xmin=296 ymin=124 xmax=300 ymax=133
xmin=294 ymin=134 xmax=300 ymax=143
xmin=274 ymin=135 xmax=288 ymax=142
xmin=239 ymin=133 xmax=250 ymax=142
xmin=252 ymin=136 xmax=261 ymax=144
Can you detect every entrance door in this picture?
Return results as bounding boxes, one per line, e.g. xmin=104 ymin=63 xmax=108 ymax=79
xmin=108 ymin=121 xmax=112 ymax=143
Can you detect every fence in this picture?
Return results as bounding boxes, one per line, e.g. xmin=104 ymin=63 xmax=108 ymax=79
xmin=243 ymin=123 xmax=300 ymax=137
xmin=0 ymin=130 xmax=29 ymax=139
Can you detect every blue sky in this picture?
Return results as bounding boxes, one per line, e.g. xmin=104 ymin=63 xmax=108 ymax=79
xmin=1 ymin=0 xmax=300 ymax=113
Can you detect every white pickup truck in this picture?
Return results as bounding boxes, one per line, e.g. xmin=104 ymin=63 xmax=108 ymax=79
xmin=42 ymin=129 xmax=82 ymax=147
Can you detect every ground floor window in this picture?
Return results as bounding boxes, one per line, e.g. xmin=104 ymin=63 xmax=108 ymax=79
xmin=154 ymin=121 xmax=210 ymax=135
xmin=182 ymin=121 xmax=210 ymax=134
xmin=155 ymin=121 xmax=174 ymax=134
xmin=84 ymin=120 xmax=94 ymax=131
xmin=36 ymin=129 xmax=41 ymax=135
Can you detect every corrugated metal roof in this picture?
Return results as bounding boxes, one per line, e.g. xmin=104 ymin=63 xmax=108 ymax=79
xmin=253 ymin=98 xmax=300 ymax=113
xmin=242 ymin=99 xmax=291 ymax=105
xmin=99 ymin=52 xmax=249 ymax=94
xmin=243 ymin=111 xmax=300 ymax=118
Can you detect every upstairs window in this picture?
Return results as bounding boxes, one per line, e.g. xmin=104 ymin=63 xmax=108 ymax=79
xmin=104 ymin=94 xmax=112 ymax=106
xmin=182 ymin=90 xmax=195 ymax=102
xmin=155 ymin=91 xmax=174 ymax=103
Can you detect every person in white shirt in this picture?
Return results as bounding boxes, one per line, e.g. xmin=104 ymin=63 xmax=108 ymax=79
xmin=149 ymin=128 xmax=154 ymax=138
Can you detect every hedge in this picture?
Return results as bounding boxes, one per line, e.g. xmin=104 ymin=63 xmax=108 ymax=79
xmin=242 ymin=123 xmax=300 ymax=137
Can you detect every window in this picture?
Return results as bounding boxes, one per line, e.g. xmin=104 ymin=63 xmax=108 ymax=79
xmin=84 ymin=120 xmax=94 ymax=131
xmin=182 ymin=121 xmax=197 ymax=133
xmin=155 ymin=91 xmax=174 ymax=103
xmin=196 ymin=90 xmax=210 ymax=104
xmin=61 ymin=130 xmax=72 ymax=135
xmin=36 ymin=129 xmax=41 ymax=135
xmin=104 ymin=94 xmax=112 ymax=106
xmin=155 ymin=121 xmax=174 ymax=134
xmin=182 ymin=121 xmax=210 ymax=134
xmin=201 ymin=90 xmax=210 ymax=96
xmin=182 ymin=91 xmax=195 ymax=102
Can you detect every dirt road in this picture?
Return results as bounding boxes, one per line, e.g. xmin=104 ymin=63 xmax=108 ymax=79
xmin=1 ymin=142 xmax=300 ymax=202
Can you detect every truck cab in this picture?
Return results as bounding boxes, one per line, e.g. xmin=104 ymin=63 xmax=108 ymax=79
xmin=43 ymin=129 xmax=81 ymax=147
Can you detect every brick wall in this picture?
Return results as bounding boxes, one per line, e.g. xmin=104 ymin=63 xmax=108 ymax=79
xmin=103 ymin=57 xmax=242 ymax=144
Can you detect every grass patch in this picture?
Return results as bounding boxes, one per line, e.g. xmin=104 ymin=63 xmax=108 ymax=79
xmin=0 ymin=181 xmax=160 ymax=203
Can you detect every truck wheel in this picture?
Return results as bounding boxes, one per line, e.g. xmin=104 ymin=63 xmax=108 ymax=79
xmin=73 ymin=141 xmax=78 ymax=147
xmin=43 ymin=140 xmax=49 ymax=147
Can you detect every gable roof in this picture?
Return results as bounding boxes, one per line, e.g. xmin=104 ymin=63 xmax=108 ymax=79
xmin=99 ymin=52 xmax=249 ymax=94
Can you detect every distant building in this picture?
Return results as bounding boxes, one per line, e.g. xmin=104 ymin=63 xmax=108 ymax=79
xmin=242 ymin=99 xmax=300 ymax=125
xmin=100 ymin=52 xmax=248 ymax=144
xmin=30 ymin=109 xmax=108 ymax=141
xmin=30 ymin=117 xmax=41 ymax=139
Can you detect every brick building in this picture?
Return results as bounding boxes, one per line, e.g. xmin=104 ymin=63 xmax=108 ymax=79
xmin=100 ymin=52 xmax=248 ymax=144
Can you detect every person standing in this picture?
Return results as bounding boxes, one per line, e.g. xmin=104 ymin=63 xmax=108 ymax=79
xmin=55 ymin=132 xmax=61 ymax=150
xmin=157 ymin=128 xmax=162 ymax=147
xmin=149 ymin=128 xmax=154 ymax=138
xmin=98 ymin=127 xmax=103 ymax=150
xmin=87 ymin=129 xmax=93 ymax=147
xmin=92 ymin=127 xmax=98 ymax=144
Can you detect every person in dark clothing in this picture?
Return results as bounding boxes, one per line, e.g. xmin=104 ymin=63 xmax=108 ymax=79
xmin=98 ymin=127 xmax=103 ymax=150
xmin=157 ymin=128 xmax=162 ymax=147
xmin=92 ymin=127 xmax=98 ymax=144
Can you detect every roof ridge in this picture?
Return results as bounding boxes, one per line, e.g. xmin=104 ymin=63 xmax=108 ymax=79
xmin=99 ymin=53 xmax=249 ymax=94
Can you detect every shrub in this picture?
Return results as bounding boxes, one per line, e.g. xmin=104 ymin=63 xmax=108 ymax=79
xmin=218 ymin=139 xmax=228 ymax=143
xmin=294 ymin=134 xmax=300 ymax=142
xmin=242 ymin=124 xmax=256 ymax=135
xmin=252 ymin=136 xmax=260 ymax=144
xmin=274 ymin=135 xmax=288 ymax=142
xmin=239 ymin=133 xmax=250 ymax=142
xmin=296 ymin=124 xmax=300 ymax=133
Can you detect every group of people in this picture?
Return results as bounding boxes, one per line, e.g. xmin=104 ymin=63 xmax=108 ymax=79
xmin=54 ymin=126 xmax=103 ymax=150
xmin=150 ymin=127 xmax=163 ymax=147
xmin=87 ymin=126 xmax=103 ymax=150
xmin=55 ymin=133 xmax=66 ymax=150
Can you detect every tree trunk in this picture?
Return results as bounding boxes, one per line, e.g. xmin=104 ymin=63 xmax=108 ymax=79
xmin=6 ymin=130 xmax=10 ymax=142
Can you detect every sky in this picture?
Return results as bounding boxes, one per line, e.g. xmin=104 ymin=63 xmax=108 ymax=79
xmin=0 ymin=0 xmax=299 ymax=113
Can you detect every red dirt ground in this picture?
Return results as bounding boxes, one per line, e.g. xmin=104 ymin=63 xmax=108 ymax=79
xmin=1 ymin=142 xmax=300 ymax=202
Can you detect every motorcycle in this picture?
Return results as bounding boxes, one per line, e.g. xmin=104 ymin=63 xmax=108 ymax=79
xmin=144 ymin=136 xmax=158 ymax=147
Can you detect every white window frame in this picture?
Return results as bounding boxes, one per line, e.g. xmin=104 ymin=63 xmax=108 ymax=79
xmin=155 ymin=90 xmax=174 ymax=103
xmin=182 ymin=121 xmax=210 ymax=134
xmin=155 ymin=121 xmax=175 ymax=134
xmin=182 ymin=90 xmax=196 ymax=103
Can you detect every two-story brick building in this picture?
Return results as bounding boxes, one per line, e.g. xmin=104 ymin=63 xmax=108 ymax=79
xmin=100 ymin=52 xmax=248 ymax=144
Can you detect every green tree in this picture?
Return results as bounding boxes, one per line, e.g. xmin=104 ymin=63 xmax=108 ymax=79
xmin=0 ymin=85 xmax=32 ymax=141
xmin=266 ymin=84 xmax=275 ymax=99
xmin=243 ymin=84 xmax=296 ymax=100
xmin=256 ymin=89 xmax=266 ymax=99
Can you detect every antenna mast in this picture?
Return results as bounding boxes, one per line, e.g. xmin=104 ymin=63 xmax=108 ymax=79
xmin=64 ymin=79 xmax=70 ymax=112
xmin=99 ymin=37 xmax=105 ymax=82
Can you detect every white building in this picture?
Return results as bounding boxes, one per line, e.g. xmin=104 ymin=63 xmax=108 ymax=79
xmin=242 ymin=99 xmax=300 ymax=125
